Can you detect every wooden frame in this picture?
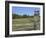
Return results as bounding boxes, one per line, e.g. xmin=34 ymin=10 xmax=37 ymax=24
xmin=5 ymin=1 xmax=45 ymax=37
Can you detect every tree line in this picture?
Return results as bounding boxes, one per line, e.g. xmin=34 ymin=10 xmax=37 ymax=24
xmin=12 ymin=14 xmax=34 ymax=19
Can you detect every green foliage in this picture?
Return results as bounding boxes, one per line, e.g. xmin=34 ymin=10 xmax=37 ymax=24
xmin=23 ymin=14 xmax=28 ymax=18
xmin=12 ymin=14 xmax=16 ymax=19
xmin=12 ymin=14 xmax=34 ymax=19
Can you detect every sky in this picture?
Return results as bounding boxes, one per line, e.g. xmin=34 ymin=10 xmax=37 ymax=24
xmin=12 ymin=6 xmax=40 ymax=16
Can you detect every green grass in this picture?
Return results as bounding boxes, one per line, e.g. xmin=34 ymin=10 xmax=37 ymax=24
xmin=12 ymin=16 xmax=40 ymax=31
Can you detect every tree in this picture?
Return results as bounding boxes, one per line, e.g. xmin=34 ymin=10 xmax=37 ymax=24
xmin=34 ymin=10 xmax=40 ymax=16
xmin=23 ymin=14 xmax=27 ymax=18
xmin=12 ymin=14 xmax=16 ymax=19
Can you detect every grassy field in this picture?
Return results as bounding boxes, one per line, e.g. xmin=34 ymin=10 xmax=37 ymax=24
xmin=12 ymin=16 xmax=40 ymax=31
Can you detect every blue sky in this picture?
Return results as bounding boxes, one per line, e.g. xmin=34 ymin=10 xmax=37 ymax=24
xmin=12 ymin=6 xmax=40 ymax=16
